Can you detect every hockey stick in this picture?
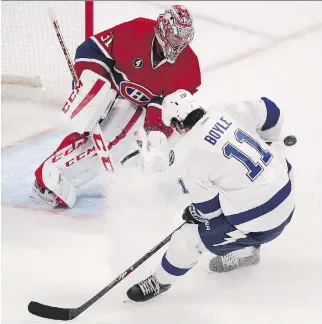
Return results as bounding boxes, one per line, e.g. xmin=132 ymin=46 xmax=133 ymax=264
xmin=28 ymin=222 xmax=185 ymax=320
xmin=47 ymin=7 xmax=115 ymax=172
xmin=120 ymin=150 xmax=140 ymax=165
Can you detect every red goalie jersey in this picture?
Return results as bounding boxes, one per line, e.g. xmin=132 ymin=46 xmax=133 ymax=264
xmin=74 ymin=11 xmax=201 ymax=137
xmin=31 ymin=5 xmax=201 ymax=209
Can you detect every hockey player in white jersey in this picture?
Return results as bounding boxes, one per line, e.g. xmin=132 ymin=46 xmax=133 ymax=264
xmin=126 ymin=89 xmax=295 ymax=302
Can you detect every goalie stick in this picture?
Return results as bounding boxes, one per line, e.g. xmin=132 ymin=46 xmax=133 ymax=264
xmin=47 ymin=7 xmax=115 ymax=172
xmin=28 ymin=222 xmax=185 ymax=321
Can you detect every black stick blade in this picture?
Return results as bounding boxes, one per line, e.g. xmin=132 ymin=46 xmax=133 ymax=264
xmin=28 ymin=301 xmax=72 ymax=321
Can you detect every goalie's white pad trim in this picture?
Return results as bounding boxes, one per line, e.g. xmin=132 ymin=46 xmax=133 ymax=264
xmin=61 ymin=70 xmax=117 ymax=134
xmin=42 ymin=163 xmax=77 ymax=208
xmin=134 ymin=130 xmax=170 ymax=172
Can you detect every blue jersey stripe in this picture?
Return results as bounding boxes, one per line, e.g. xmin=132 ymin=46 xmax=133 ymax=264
xmin=161 ymin=254 xmax=190 ymax=276
xmin=193 ymin=194 xmax=221 ymax=215
xmin=227 ymin=179 xmax=292 ymax=226
xmin=75 ymin=38 xmax=126 ymax=87
xmin=286 ymin=159 xmax=292 ymax=173
xmin=261 ymin=97 xmax=280 ymax=131
xmin=75 ymin=38 xmax=115 ymax=71
xmin=250 ymin=208 xmax=294 ymax=242
xmin=149 ymin=96 xmax=164 ymax=107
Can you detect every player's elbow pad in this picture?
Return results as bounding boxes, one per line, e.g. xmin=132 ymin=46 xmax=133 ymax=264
xmin=257 ymin=97 xmax=284 ymax=143
xmin=61 ymin=70 xmax=117 ymax=134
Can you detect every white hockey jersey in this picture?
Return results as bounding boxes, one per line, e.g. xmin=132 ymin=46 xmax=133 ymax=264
xmin=168 ymin=97 xmax=294 ymax=233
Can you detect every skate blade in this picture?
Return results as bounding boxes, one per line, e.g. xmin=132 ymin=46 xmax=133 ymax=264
xmin=29 ymin=196 xmax=58 ymax=209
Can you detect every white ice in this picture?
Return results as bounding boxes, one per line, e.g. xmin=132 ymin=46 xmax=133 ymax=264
xmin=2 ymin=2 xmax=322 ymax=324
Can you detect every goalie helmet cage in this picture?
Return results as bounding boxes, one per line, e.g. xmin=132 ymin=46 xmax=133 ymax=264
xmin=1 ymin=1 xmax=94 ymax=105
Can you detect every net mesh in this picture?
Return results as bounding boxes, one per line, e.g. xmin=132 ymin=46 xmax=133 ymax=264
xmin=1 ymin=1 xmax=87 ymax=104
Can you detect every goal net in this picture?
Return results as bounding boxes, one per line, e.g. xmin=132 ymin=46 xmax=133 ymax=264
xmin=1 ymin=1 xmax=93 ymax=104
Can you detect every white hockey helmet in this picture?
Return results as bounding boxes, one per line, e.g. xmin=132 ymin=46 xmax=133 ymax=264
xmin=154 ymin=5 xmax=194 ymax=64
xmin=162 ymin=89 xmax=205 ymax=132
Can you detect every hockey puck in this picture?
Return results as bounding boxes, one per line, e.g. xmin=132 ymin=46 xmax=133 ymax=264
xmin=284 ymin=135 xmax=297 ymax=146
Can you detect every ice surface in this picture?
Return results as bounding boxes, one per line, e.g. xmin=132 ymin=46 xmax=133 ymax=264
xmin=1 ymin=2 xmax=322 ymax=324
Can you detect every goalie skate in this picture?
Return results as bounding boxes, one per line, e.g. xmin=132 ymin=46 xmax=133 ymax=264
xmin=209 ymin=246 xmax=260 ymax=273
xmin=29 ymin=180 xmax=61 ymax=208
xmin=127 ymin=274 xmax=171 ymax=302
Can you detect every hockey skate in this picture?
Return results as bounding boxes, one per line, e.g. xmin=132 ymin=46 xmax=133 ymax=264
xmin=127 ymin=274 xmax=171 ymax=302
xmin=209 ymin=246 xmax=260 ymax=273
xmin=29 ymin=180 xmax=63 ymax=208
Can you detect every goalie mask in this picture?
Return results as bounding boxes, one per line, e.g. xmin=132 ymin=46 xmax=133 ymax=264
xmin=155 ymin=5 xmax=194 ymax=64
xmin=162 ymin=89 xmax=206 ymax=134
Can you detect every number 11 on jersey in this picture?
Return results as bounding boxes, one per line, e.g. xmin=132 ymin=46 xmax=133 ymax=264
xmin=223 ymin=129 xmax=273 ymax=181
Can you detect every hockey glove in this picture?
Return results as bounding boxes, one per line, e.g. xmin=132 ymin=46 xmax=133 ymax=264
xmin=182 ymin=204 xmax=206 ymax=225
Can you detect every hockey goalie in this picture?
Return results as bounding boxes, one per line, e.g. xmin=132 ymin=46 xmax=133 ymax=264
xmin=29 ymin=4 xmax=201 ymax=209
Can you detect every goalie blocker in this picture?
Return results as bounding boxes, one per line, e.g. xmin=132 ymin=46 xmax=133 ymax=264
xmin=30 ymin=70 xmax=146 ymax=208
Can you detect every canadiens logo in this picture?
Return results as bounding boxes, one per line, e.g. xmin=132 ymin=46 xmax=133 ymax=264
xmin=119 ymin=81 xmax=156 ymax=105
xmin=133 ymin=58 xmax=143 ymax=69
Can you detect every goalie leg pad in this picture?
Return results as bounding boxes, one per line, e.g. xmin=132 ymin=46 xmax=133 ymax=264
xmin=32 ymin=162 xmax=77 ymax=208
xmin=61 ymin=70 xmax=117 ymax=134
xmin=99 ymin=99 xmax=145 ymax=165
xmin=33 ymin=132 xmax=101 ymax=208
xmin=35 ymin=132 xmax=100 ymax=189
xmin=32 ymin=99 xmax=146 ymax=208
xmin=41 ymin=162 xmax=76 ymax=208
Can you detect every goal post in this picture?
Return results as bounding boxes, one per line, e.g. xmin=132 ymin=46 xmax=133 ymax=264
xmin=1 ymin=1 xmax=94 ymax=105
xmin=85 ymin=0 xmax=94 ymax=39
